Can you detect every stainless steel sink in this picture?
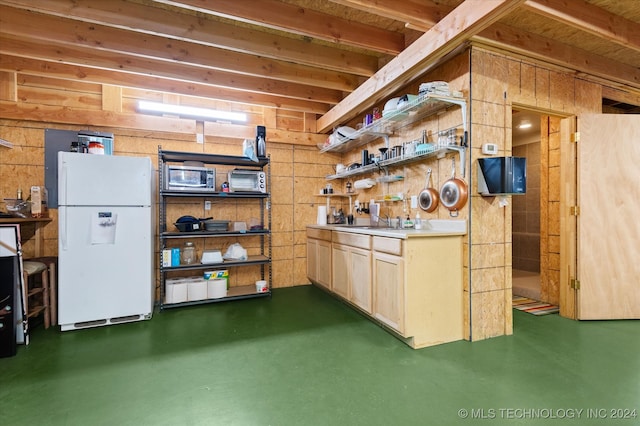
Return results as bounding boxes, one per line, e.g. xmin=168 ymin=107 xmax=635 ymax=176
xmin=349 ymin=226 xmax=396 ymax=230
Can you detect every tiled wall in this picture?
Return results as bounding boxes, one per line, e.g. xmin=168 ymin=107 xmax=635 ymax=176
xmin=512 ymin=142 xmax=540 ymax=272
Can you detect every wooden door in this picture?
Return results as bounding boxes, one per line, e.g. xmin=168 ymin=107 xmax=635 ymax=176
xmin=576 ymin=114 xmax=640 ymax=319
xmin=332 ymin=244 xmax=350 ymax=299
xmin=307 ymin=239 xmax=318 ymax=282
xmin=373 ymin=252 xmax=404 ymax=333
xmin=350 ymin=247 xmax=372 ymax=313
xmin=316 ymin=239 xmax=332 ymax=290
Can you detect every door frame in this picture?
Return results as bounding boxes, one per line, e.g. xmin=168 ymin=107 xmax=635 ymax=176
xmin=559 ymin=116 xmax=578 ymax=319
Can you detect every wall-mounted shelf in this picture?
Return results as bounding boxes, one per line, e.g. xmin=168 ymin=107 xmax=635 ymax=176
xmin=320 ymin=94 xmax=467 ymax=154
xmin=326 ymin=146 xmax=458 ymax=180
xmin=316 ymin=193 xmax=357 ymax=214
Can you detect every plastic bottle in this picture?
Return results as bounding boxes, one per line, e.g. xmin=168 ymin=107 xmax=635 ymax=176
xmin=414 ymin=211 xmax=422 ymax=230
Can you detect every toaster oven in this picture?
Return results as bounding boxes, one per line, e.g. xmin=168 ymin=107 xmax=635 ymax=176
xmin=227 ymin=169 xmax=266 ymax=193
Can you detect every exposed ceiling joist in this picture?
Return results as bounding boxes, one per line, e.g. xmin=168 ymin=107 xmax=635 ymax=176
xmin=523 ymin=0 xmax=640 ymax=53
xmin=154 ymin=0 xmax=406 ymax=54
xmin=0 ymin=0 xmax=638 ymax=132
xmin=475 ymin=23 xmax=640 ymax=89
xmin=317 ymin=0 xmax=527 ymax=132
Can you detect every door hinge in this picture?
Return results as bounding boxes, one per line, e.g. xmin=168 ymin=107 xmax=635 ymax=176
xmin=570 ymin=206 xmax=580 ymax=216
xmin=571 ymin=132 xmax=580 ymax=143
xmin=570 ymin=278 xmax=581 ymax=290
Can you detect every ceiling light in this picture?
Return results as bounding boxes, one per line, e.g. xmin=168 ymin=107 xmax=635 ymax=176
xmin=518 ymin=120 xmax=532 ymax=129
xmin=138 ymin=101 xmax=247 ymax=122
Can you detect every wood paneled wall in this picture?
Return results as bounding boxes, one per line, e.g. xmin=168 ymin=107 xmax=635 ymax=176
xmin=0 ymin=75 xmax=333 ymax=292
xmin=0 ymin=47 xmax=617 ymax=342
xmin=468 ymin=47 xmax=602 ymax=340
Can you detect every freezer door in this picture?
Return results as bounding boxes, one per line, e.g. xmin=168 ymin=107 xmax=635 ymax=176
xmin=58 ymin=152 xmax=152 ymax=206
xmin=58 ymin=206 xmax=154 ymax=326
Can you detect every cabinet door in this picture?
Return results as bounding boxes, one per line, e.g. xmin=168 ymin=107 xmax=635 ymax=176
xmin=332 ymin=244 xmax=350 ymax=299
xmin=307 ymin=239 xmax=318 ymax=282
xmin=373 ymin=252 xmax=404 ymax=333
xmin=316 ymin=239 xmax=332 ymax=289
xmin=350 ymin=247 xmax=372 ymax=313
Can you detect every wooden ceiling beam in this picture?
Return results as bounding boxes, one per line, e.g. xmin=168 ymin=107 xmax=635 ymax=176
xmin=0 ymin=55 xmax=332 ymax=114
xmin=523 ymin=0 xmax=640 ymax=53
xmin=154 ymin=0 xmax=405 ymax=54
xmin=0 ymin=6 xmax=361 ymax=94
xmin=317 ymin=0 xmax=527 ymax=132
xmin=0 ymin=0 xmax=379 ymax=77
xmin=475 ymin=23 xmax=640 ymax=90
xmin=0 ymin=34 xmax=344 ymax=105
xmin=328 ymin=0 xmax=449 ymax=29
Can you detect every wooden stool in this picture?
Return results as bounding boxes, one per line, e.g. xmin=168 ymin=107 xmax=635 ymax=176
xmin=24 ymin=257 xmax=57 ymax=327
xmin=22 ymin=261 xmax=50 ymax=329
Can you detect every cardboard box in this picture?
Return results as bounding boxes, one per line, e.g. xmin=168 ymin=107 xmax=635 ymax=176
xmin=162 ymin=249 xmax=172 ymax=267
xmin=171 ymin=248 xmax=180 ymax=266
xmin=30 ymin=186 xmax=48 ymax=218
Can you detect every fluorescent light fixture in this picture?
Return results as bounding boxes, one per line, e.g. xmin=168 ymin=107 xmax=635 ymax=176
xmin=138 ymin=100 xmax=247 ymax=122
xmin=517 ymin=120 xmax=532 ymax=129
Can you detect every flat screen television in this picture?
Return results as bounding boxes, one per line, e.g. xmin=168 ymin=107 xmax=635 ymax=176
xmin=477 ymin=157 xmax=526 ymax=195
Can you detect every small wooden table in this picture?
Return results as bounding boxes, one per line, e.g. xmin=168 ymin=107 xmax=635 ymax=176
xmin=0 ymin=218 xmax=52 ymax=257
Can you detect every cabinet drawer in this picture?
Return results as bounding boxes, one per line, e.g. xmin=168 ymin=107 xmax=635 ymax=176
xmin=372 ymin=236 xmax=403 ymax=256
xmin=307 ymin=228 xmax=332 ymax=241
xmin=333 ymin=231 xmax=371 ymax=249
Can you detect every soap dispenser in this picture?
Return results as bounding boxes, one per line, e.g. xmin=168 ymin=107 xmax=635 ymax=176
xmin=414 ymin=211 xmax=422 ymax=230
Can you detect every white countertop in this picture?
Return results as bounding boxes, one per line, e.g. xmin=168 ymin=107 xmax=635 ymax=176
xmin=307 ymin=219 xmax=467 ymax=239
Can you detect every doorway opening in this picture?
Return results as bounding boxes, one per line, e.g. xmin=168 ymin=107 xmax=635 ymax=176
xmin=512 ymin=109 xmax=541 ymax=300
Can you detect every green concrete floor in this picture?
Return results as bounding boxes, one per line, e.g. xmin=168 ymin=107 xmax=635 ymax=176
xmin=1 ymin=285 xmax=639 ymax=426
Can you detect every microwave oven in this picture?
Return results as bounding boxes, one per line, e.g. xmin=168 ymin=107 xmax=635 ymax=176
xmin=228 ymin=169 xmax=266 ymax=193
xmin=165 ymin=165 xmax=216 ymax=191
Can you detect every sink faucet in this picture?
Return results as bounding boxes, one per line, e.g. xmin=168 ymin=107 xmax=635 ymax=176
xmin=378 ymin=214 xmax=393 ymax=228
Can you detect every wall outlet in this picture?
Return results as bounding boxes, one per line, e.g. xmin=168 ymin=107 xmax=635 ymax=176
xmin=410 ymin=195 xmax=418 ymax=209
xmin=204 ymin=201 xmax=211 ymax=210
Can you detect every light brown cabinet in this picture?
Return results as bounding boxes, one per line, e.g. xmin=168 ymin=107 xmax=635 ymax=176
xmin=372 ymin=250 xmax=404 ymax=332
xmin=306 ymin=228 xmax=332 ymax=290
xmin=307 ymin=226 xmax=464 ymax=349
xmin=332 ymin=231 xmax=372 ymax=314
xmin=332 ymin=231 xmax=372 ymax=313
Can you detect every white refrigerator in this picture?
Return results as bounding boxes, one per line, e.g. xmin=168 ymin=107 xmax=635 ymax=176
xmin=58 ymin=152 xmax=154 ymax=331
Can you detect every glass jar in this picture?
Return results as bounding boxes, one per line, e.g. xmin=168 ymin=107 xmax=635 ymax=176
xmin=181 ymin=242 xmax=196 ymax=265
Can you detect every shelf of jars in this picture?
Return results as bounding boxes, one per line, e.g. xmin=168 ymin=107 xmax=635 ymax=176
xmin=320 ymin=94 xmax=467 ymax=154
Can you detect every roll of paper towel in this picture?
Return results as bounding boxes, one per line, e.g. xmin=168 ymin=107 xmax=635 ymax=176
xmin=317 ymin=205 xmax=327 ymax=225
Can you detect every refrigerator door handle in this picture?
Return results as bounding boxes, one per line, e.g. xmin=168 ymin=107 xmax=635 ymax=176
xmin=60 ymin=162 xmax=68 ymax=250
xmin=60 ymin=161 xmax=67 ymax=205
xmin=60 ymin=208 xmax=67 ymax=251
